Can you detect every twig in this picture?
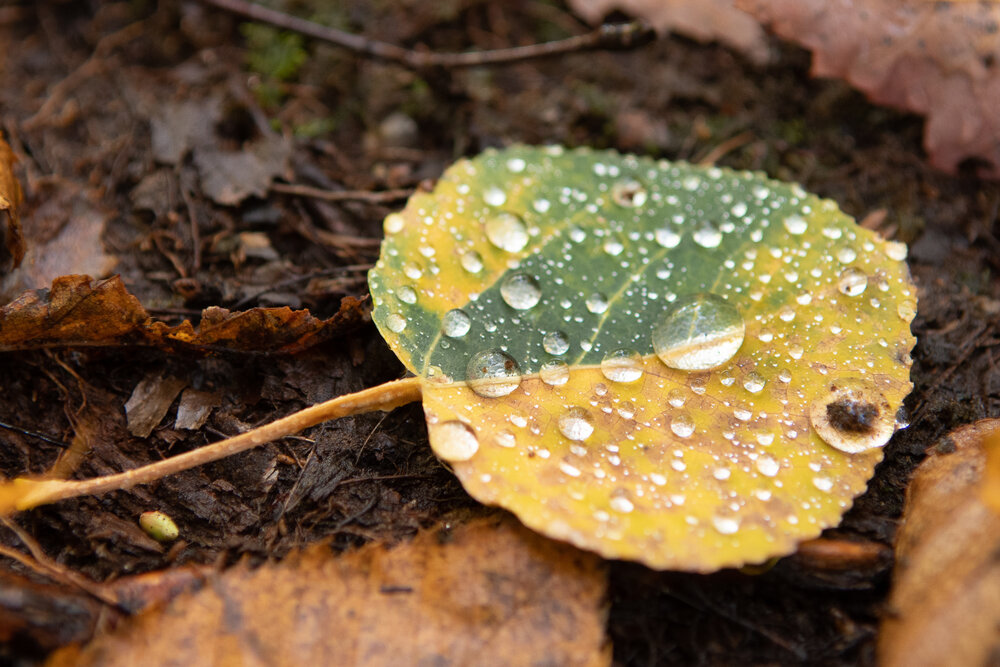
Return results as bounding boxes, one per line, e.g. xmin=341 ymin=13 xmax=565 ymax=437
xmin=696 ymin=131 xmax=755 ymax=166
xmin=270 ymin=182 xmax=413 ymax=204
xmin=200 ymin=0 xmax=653 ymax=68
xmin=2 ymin=377 xmax=423 ymax=513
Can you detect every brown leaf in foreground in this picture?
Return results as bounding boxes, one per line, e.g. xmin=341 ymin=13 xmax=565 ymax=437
xmin=878 ymin=419 xmax=1000 ymax=667
xmin=568 ymin=0 xmax=769 ymax=63
xmin=739 ymin=0 xmax=1000 ymax=177
xmin=0 ymin=131 xmax=24 ymax=273
xmin=47 ymin=517 xmax=610 ymax=667
xmin=0 ymin=275 xmax=368 ymax=354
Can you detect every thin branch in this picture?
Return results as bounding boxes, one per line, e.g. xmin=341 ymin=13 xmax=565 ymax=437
xmin=200 ymin=0 xmax=653 ymax=68
xmin=270 ymin=182 xmax=413 ymax=203
xmin=1 ymin=377 xmax=423 ymax=514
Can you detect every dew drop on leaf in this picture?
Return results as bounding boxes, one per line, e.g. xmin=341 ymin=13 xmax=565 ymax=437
xmin=809 ymin=379 xmax=895 ymax=453
xmin=539 ymin=360 xmax=570 ymax=386
xmin=558 ymin=407 xmax=595 ymax=441
xmin=542 ymin=331 xmax=570 ymax=355
xmin=654 ymin=226 xmax=681 ymax=248
xmin=585 ymin=293 xmax=609 ymax=314
xmin=600 ymin=348 xmax=644 ymax=383
xmin=442 ymin=309 xmax=472 ymax=338
xmin=485 ymin=212 xmax=528 ymax=252
xmin=652 ymin=293 xmax=745 ymax=370
xmin=783 ymin=214 xmax=808 ymax=235
xmin=692 ymin=223 xmax=723 ymax=248
xmin=837 ymin=267 xmax=869 ymax=296
xmin=500 ymin=272 xmax=542 ymax=310
xmin=460 ymin=250 xmax=484 ymax=274
xmin=743 ymin=371 xmax=766 ymax=394
xmin=383 ymin=213 xmax=405 ymax=234
xmin=466 ymin=349 xmax=521 ymax=398
xmin=611 ymin=179 xmax=647 ymax=207
xmin=670 ymin=413 xmax=695 ymax=438
xmin=484 ymin=186 xmax=507 ymax=207
xmin=385 ymin=313 xmax=406 ymax=333
xmin=431 ymin=421 xmax=480 ymax=462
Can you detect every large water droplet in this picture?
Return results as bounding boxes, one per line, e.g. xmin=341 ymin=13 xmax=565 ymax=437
xmin=500 ymin=272 xmax=541 ymax=310
xmin=396 ymin=286 xmax=417 ymax=304
xmin=809 ymin=379 xmax=895 ymax=453
xmin=385 ymin=312 xmax=406 ymax=333
xmin=539 ymin=360 xmax=570 ymax=386
xmin=460 ymin=250 xmax=484 ymax=274
xmin=837 ymin=267 xmax=868 ymax=296
xmin=652 ymin=294 xmax=746 ymax=370
xmin=558 ymin=407 xmax=595 ymax=441
xmin=466 ymin=349 xmax=522 ymax=398
xmin=543 ymin=331 xmax=570 ymax=356
xmin=586 ymin=293 xmax=609 ymax=314
xmin=600 ymin=349 xmax=644 ymax=383
xmin=611 ymin=179 xmax=647 ymax=207
xmin=442 ymin=309 xmax=471 ymax=338
xmin=670 ymin=413 xmax=695 ymax=438
xmin=431 ymin=421 xmax=479 ymax=462
xmin=485 ymin=212 xmax=528 ymax=252
xmin=384 ymin=213 xmax=405 ymax=234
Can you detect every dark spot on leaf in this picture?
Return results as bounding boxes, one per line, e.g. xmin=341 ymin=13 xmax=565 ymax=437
xmin=827 ymin=398 xmax=879 ymax=434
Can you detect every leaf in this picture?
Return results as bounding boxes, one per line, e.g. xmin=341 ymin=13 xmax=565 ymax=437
xmin=369 ymin=145 xmax=916 ymax=571
xmin=0 ymin=274 xmax=367 ymax=354
xmin=0 ymin=131 xmax=25 ymax=273
xmin=738 ymin=0 xmax=1000 ymax=177
xmin=568 ymin=0 xmax=770 ymax=64
xmin=878 ymin=419 xmax=1000 ymax=667
xmin=46 ymin=517 xmax=610 ymax=667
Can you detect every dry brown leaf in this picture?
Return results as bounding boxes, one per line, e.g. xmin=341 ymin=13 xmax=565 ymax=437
xmin=878 ymin=419 xmax=1000 ymax=667
xmin=0 ymin=275 xmax=368 ymax=354
xmin=568 ymin=0 xmax=770 ymax=63
xmin=739 ymin=0 xmax=1000 ymax=177
xmin=47 ymin=517 xmax=610 ymax=667
xmin=0 ymin=131 xmax=25 ymax=273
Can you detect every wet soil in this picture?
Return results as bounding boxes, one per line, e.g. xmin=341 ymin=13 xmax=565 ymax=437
xmin=1 ymin=1 xmax=999 ymax=664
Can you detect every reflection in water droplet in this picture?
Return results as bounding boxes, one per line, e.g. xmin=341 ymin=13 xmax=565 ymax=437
xmin=543 ymin=331 xmax=570 ymax=355
xmin=539 ymin=360 xmax=570 ymax=386
xmin=611 ymin=179 xmax=648 ymax=207
xmin=466 ymin=349 xmax=522 ymax=398
xmin=743 ymin=371 xmax=766 ymax=394
xmin=838 ymin=267 xmax=868 ymax=296
xmin=485 ymin=212 xmax=529 ymax=252
xmin=385 ymin=313 xmax=406 ymax=333
xmin=670 ymin=413 xmax=695 ymax=438
xmin=384 ymin=213 xmax=405 ymax=234
xmin=809 ymin=379 xmax=895 ymax=453
xmin=396 ymin=286 xmax=417 ymax=304
xmin=600 ymin=349 xmax=644 ymax=383
xmin=461 ymin=250 xmax=484 ymax=274
xmin=783 ymin=214 xmax=808 ymax=235
xmin=559 ymin=407 xmax=595 ymax=441
xmin=432 ymin=421 xmax=479 ymax=462
xmin=692 ymin=223 xmax=722 ymax=248
xmin=442 ymin=309 xmax=471 ymax=338
xmin=654 ymin=227 xmax=681 ymax=248
xmin=500 ymin=272 xmax=541 ymax=310
xmin=653 ymin=293 xmax=746 ymax=370
xmin=586 ymin=293 xmax=609 ymax=314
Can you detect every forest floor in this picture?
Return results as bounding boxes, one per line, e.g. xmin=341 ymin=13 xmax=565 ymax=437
xmin=1 ymin=1 xmax=999 ymax=665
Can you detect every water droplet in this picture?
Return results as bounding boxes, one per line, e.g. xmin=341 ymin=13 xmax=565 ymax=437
xmin=586 ymin=293 xmax=609 ymax=314
xmin=617 ymin=402 xmax=636 ymax=419
xmin=837 ymin=247 xmax=857 ymax=263
xmin=742 ymin=371 xmax=766 ymax=394
xmin=537 ymin=333 xmax=569 ymax=360
xmin=809 ymin=379 xmax=895 ymax=453
xmin=559 ymin=407 xmax=595 ymax=441
xmin=466 ymin=349 xmax=522 ymax=398
xmin=384 ymin=213 xmax=404 ymax=234
xmin=654 ymin=227 xmax=681 ymax=248
xmin=670 ymin=413 xmax=695 ymax=438
xmin=600 ymin=349 xmax=644 ymax=383
xmin=500 ymin=272 xmax=541 ymax=310
xmin=779 ymin=306 xmax=795 ymax=322
xmin=442 ymin=309 xmax=471 ymax=338
xmin=461 ymin=250 xmax=484 ymax=274
xmin=897 ymin=301 xmax=916 ymax=321
xmin=667 ymin=389 xmax=686 ymax=408
xmin=396 ymin=286 xmax=417 ymax=304
xmin=783 ymin=214 xmax=808 ymax=235
xmin=385 ymin=313 xmax=406 ymax=333
xmin=692 ymin=223 xmax=722 ymax=249
xmin=756 ymin=455 xmax=780 ymax=477
xmin=495 ymin=430 xmax=517 ymax=448
xmin=609 ymin=494 xmax=635 ymax=513
xmin=731 ymin=202 xmax=748 ymax=217
xmin=713 ymin=516 xmax=740 ymax=535
xmin=653 ymin=293 xmax=746 ymax=370
xmin=837 ymin=267 xmax=868 ymax=296
xmin=885 ymin=241 xmax=907 ymax=261
xmin=713 ymin=467 xmax=731 ymax=480
xmin=539 ymin=360 xmax=570 ymax=386
xmin=603 ymin=238 xmax=625 ymax=256
xmin=484 ymin=186 xmax=507 ymax=206
xmin=485 ymin=212 xmax=528 ymax=252
xmin=533 ymin=198 xmax=551 ymax=213
xmin=432 ymin=421 xmax=479 ymax=462
xmin=611 ymin=179 xmax=647 ymax=207
xmin=813 ymin=476 xmax=834 ymax=492
xmin=506 ymin=157 xmax=526 ymax=173
xmin=778 ymin=369 xmax=792 ymax=383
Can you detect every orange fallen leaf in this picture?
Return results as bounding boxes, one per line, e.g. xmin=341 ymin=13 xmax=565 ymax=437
xmin=878 ymin=419 xmax=1000 ymax=667
xmin=0 ymin=274 xmax=368 ymax=355
xmin=47 ymin=517 xmax=610 ymax=667
xmin=0 ymin=131 xmax=24 ymax=272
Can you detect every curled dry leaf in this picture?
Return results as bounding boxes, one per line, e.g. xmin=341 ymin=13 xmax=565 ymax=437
xmin=46 ymin=517 xmax=610 ymax=667
xmin=0 ymin=274 xmax=368 ymax=354
xmin=567 ymin=0 xmax=770 ymax=64
xmin=878 ymin=419 xmax=1000 ymax=667
xmin=738 ymin=0 xmax=1000 ymax=177
xmin=370 ymin=145 xmax=916 ymax=572
xmin=0 ymin=131 xmax=25 ymax=273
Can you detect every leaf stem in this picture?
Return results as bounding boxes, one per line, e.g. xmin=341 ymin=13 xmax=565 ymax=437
xmin=5 ymin=377 xmax=423 ymax=513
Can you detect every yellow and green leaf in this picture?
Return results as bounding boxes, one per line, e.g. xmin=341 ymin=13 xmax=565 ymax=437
xmin=369 ymin=145 xmax=916 ymax=572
